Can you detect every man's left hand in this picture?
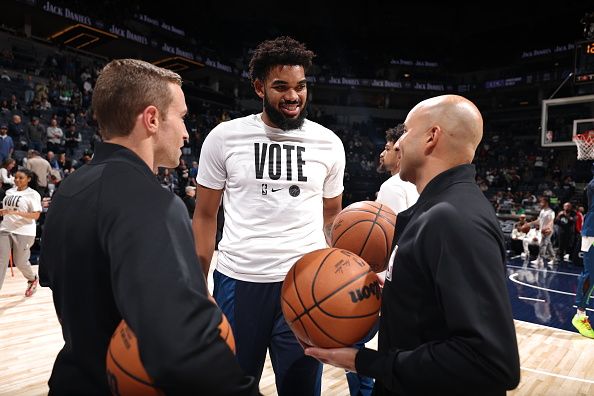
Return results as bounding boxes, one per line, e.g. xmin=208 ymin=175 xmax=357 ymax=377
xmin=304 ymin=347 xmax=358 ymax=372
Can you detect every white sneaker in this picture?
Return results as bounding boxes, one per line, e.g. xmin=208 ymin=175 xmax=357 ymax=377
xmin=521 ymin=253 xmax=526 ymax=258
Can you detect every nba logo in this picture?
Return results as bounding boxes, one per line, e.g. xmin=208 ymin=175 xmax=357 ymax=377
xmin=385 ymin=246 xmax=398 ymax=282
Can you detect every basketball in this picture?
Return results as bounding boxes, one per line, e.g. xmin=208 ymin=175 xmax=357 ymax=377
xmin=520 ymin=223 xmax=531 ymax=234
xmin=106 ymin=313 xmax=235 ymax=395
xmin=106 ymin=320 xmax=163 ymax=396
xmin=281 ymin=248 xmax=381 ymax=348
xmin=331 ymin=201 xmax=397 ymax=272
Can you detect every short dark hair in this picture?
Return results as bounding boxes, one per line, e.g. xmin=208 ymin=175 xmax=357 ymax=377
xmin=92 ymin=59 xmax=182 ymax=139
xmin=249 ymin=36 xmax=315 ymax=83
xmin=385 ymin=123 xmax=406 ymax=143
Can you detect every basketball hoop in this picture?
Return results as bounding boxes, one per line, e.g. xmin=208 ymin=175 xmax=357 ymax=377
xmin=573 ymin=130 xmax=594 ymax=160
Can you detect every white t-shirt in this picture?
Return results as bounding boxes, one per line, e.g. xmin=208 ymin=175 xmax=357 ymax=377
xmin=537 ymin=207 xmax=555 ymax=232
xmin=0 ymin=187 xmax=42 ymax=236
xmin=376 ymin=173 xmax=419 ymax=214
xmin=376 ymin=173 xmax=418 ymax=282
xmin=0 ymin=167 xmax=14 ymax=186
xmin=197 ymin=114 xmax=345 ymax=282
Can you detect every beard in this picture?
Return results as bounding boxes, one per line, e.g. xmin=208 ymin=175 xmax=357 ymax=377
xmin=264 ymin=93 xmax=307 ymax=131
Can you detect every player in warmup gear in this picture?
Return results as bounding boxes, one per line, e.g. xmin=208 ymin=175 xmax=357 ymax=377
xmin=39 ymin=59 xmax=258 ymax=395
xmin=376 ymin=124 xmax=419 ymax=215
xmin=573 ymin=165 xmax=594 ymax=339
xmin=347 ymin=124 xmax=419 ymax=396
xmin=0 ymin=168 xmax=41 ymax=297
xmin=193 ymin=36 xmax=345 ymax=396
xmin=304 ymin=95 xmax=520 ymax=395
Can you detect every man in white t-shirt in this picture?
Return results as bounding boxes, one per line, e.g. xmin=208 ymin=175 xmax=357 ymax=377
xmin=347 ymin=124 xmax=420 ymax=396
xmin=528 ymin=196 xmax=556 ymax=268
xmin=193 ymin=36 xmax=345 ymax=396
xmin=376 ymin=124 xmax=419 ymax=214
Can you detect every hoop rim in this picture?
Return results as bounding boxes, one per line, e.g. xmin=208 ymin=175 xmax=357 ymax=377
xmin=573 ymin=130 xmax=594 ymax=141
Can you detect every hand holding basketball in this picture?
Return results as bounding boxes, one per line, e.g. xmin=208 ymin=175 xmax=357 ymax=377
xmin=281 ymin=248 xmax=381 ymax=348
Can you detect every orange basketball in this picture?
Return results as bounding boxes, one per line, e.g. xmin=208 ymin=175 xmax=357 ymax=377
xmin=331 ymin=201 xmax=396 ymax=272
xmin=106 ymin=314 xmax=235 ymax=395
xmin=520 ymin=223 xmax=531 ymax=234
xmin=281 ymin=248 xmax=381 ymax=348
xmin=106 ymin=320 xmax=163 ymax=396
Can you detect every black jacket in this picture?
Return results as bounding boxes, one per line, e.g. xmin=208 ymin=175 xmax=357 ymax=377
xmin=40 ymin=142 xmax=258 ymax=395
xmin=356 ymin=164 xmax=520 ymax=395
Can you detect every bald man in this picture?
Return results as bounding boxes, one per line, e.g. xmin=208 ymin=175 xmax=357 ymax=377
xmin=305 ymin=95 xmax=520 ymax=395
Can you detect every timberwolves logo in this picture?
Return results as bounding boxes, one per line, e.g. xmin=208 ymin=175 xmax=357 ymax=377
xmin=289 ymin=185 xmax=300 ymax=197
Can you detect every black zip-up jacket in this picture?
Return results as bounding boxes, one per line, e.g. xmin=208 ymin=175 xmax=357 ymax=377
xmin=39 ymin=142 xmax=259 ymax=395
xmin=355 ymin=164 xmax=520 ymax=395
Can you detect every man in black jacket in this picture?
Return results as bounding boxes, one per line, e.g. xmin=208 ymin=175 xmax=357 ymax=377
xmin=39 ymin=59 xmax=259 ymax=395
xmin=305 ymin=95 xmax=520 ymax=395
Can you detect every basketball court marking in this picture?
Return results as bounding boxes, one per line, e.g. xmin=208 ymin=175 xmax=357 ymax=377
xmin=509 ymin=272 xmax=576 ymax=296
xmin=518 ymin=296 xmax=545 ymax=302
xmin=520 ymin=367 xmax=594 ymax=384
xmin=507 ymin=263 xmax=580 ymax=277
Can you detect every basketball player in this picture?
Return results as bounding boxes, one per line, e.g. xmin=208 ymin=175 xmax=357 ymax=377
xmin=376 ymin=124 xmax=419 ymax=214
xmin=193 ymin=36 xmax=345 ymax=395
xmin=305 ymin=95 xmax=520 ymax=395
xmin=39 ymin=59 xmax=259 ymax=395
xmin=347 ymin=124 xmax=420 ymax=396
xmin=573 ymin=165 xmax=594 ymax=338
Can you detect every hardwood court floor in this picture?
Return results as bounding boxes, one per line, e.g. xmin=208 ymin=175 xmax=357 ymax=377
xmin=1 ymin=266 xmax=593 ymax=395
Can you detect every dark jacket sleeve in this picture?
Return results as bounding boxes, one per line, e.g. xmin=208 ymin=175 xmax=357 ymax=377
xmin=356 ymin=202 xmax=520 ymax=394
xmin=98 ymin=165 xmax=259 ymax=395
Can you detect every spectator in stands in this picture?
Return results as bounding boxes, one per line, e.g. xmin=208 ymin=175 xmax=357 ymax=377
xmin=56 ymin=152 xmax=74 ymax=177
xmin=46 ymin=150 xmax=59 ymax=170
xmin=0 ymin=124 xmax=14 ymax=163
xmin=522 ymin=224 xmax=542 ymax=261
xmin=39 ymin=97 xmax=51 ymax=110
xmin=8 ymin=114 xmax=24 ymax=149
xmin=25 ymin=116 xmax=45 ymax=153
xmin=46 ymin=118 xmax=63 ymax=153
xmin=555 ymin=202 xmax=577 ymax=264
xmin=24 ymin=75 xmax=35 ymax=104
xmin=0 ymin=99 xmax=9 ymax=114
xmin=511 ymin=214 xmax=529 ymax=255
xmin=182 ymin=185 xmax=196 ymax=218
xmin=0 ymin=167 xmax=42 ymax=297
xmin=63 ymin=124 xmax=81 ymax=157
xmin=0 ymin=158 xmax=15 ymax=191
xmin=9 ymin=94 xmax=20 ymax=111
xmin=25 ymin=149 xmax=51 ymax=196
xmin=194 ymin=36 xmax=345 ymax=396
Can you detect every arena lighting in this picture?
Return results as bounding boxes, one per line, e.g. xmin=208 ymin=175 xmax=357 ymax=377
xmin=153 ymin=56 xmax=204 ymax=72
xmin=48 ymin=23 xmax=117 ymax=49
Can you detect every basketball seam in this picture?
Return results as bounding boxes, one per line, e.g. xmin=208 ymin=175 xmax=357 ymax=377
xmin=281 ymin=294 xmax=315 ymax=343
xmin=295 ymin=249 xmax=352 ymax=347
xmin=339 ymin=208 xmax=396 ymax=226
xmin=107 ymin=346 xmax=158 ymax=388
xmin=334 ymin=219 xmax=379 ymax=246
xmin=289 ymin=262 xmax=318 ymax=344
xmin=299 ymin=250 xmax=376 ymax=346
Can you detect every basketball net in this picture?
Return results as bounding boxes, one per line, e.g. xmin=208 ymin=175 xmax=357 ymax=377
xmin=573 ymin=130 xmax=594 ymax=160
